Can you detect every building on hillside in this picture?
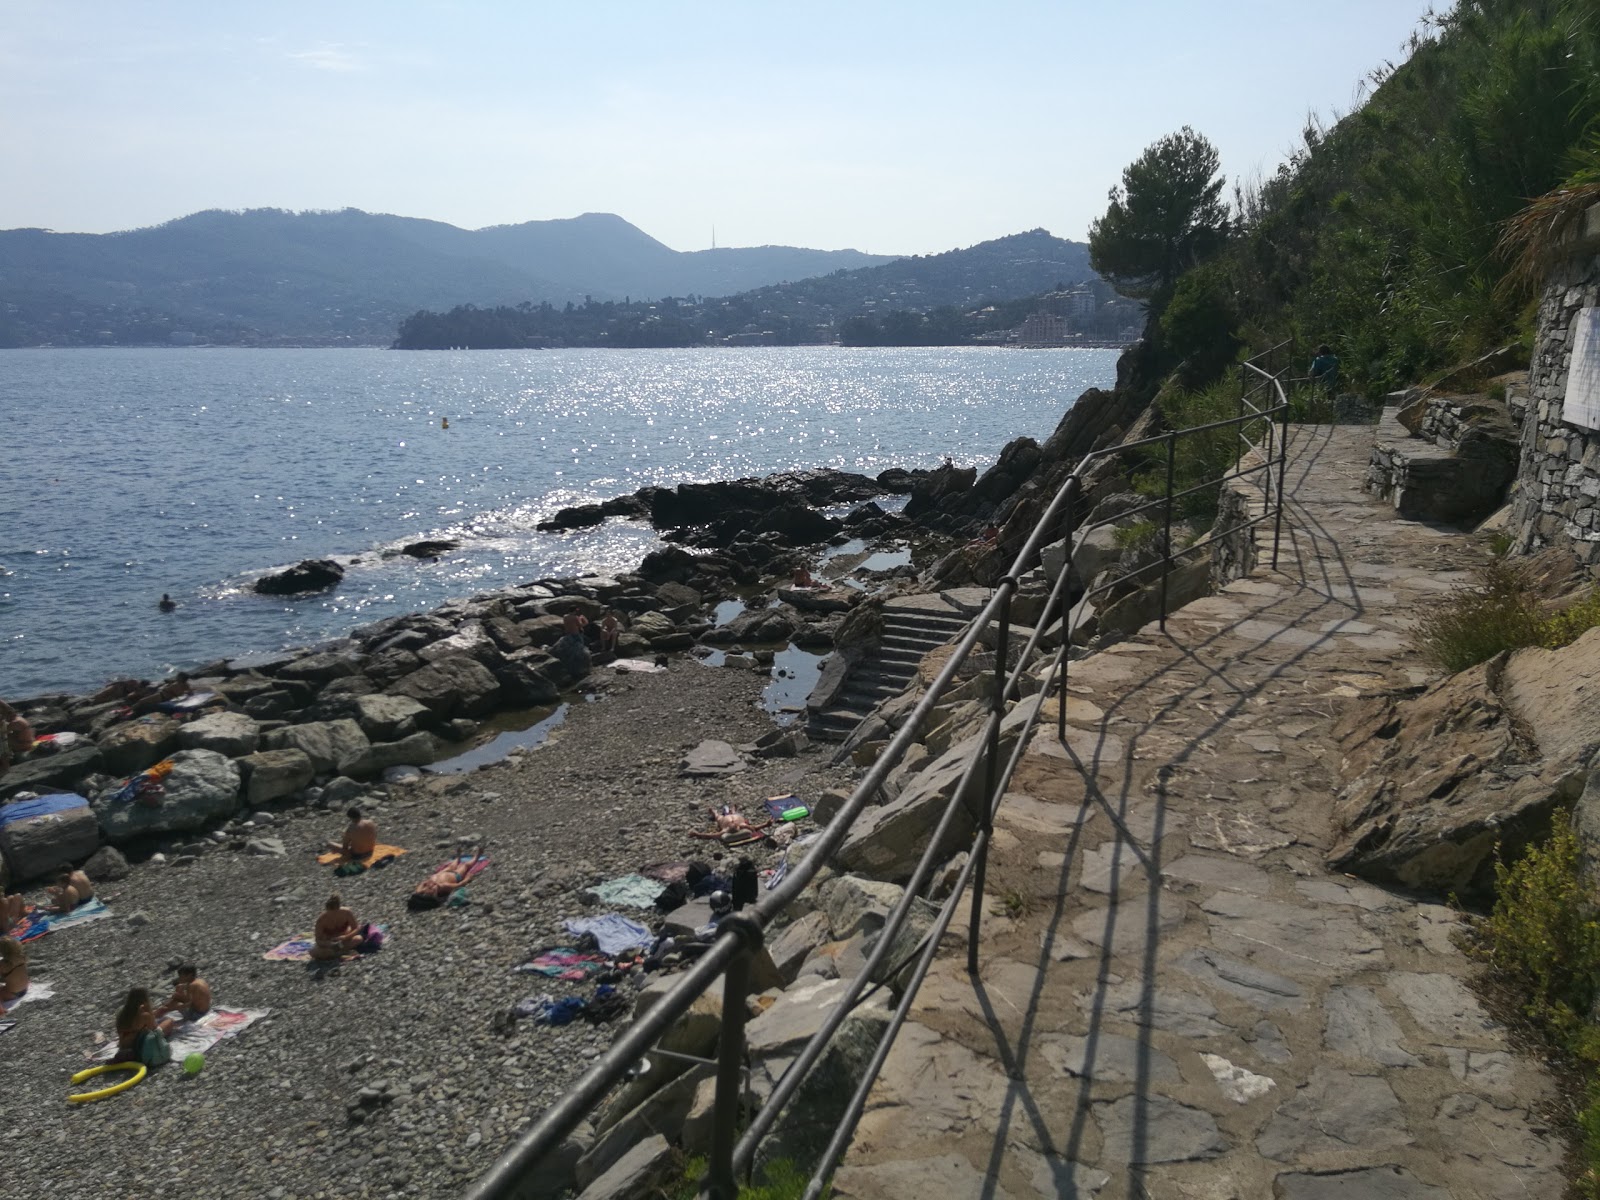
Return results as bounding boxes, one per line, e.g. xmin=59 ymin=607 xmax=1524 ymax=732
xmin=1017 ymin=311 xmax=1070 ymax=345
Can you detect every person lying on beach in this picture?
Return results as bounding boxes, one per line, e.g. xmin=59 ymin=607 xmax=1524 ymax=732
xmin=791 ymin=566 xmax=818 ymax=589
xmin=155 ymin=964 xmax=212 ymax=1021
xmin=311 ymin=894 xmax=363 ymax=960
xmin=599 ymin=609 xmax=621 ymax=653
xmin=130 ymin=673 xmax=191 ymax=717
xmin=324 ymin=807 xmax=378 ymax=859
xmin=112 ymin=987 xmax=176 ymax=1065
xmin=0 ymin=937 xmax=29 ymax=1002
xmin=408 ymin=845 xmax=488 ymax=910
xmin=88 ymin=678 xmax=151 ymax=706
xmin=46 ymin=864 xmax=94 ymax=914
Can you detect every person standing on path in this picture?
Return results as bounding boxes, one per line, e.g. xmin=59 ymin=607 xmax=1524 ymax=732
xmin=1309 ymin=343 xmax=1340 ymax=396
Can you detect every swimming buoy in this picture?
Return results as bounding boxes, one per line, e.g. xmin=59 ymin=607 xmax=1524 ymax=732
xmin=68 ymin=1061 xmax=146 ymax=1103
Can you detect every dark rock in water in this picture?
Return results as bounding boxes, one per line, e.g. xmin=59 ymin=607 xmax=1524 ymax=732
xmin=843 ymin=501 xmax=886 ymax=527
xmin=645 ymin=470 xmax=881 ymax=530
xmin=638 ymin=546 xmax=700 ymax=584
xmin=903 ymin=463 xmax=977 ymax=518
xmin=254 ymin=559 xmax=344 ymax=596
xmin=536 ymin=495 xmax=649 ymax=533
xmin=875 ymin=467 xmax=924 ymax=493
xmin=753 ymin=502 xmax=841 ymax=546
xmin=397 ymin=540 xmax=459 ymax=559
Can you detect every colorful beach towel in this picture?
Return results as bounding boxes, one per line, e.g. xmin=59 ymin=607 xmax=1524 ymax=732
xmin=515 ymin=948 xmax=612 ymax=981
xmin=563 ymin=914 xmax=651 ymax=956
xmin=262 ymin=925 xmax=388 ymax=963
xmin=108 ymin=759 xmax=175 ymax=806
xmin=430 ymin=852 xmax=491 ymax=881
xmin=316 ymin=843 xmax=407 ymax=868
xmin=13 ymin=898 xmax=111 ymax=943
xmin=585 ymin=874 xmax=664 ymax=909
xmin=0 ymin=792 xmax=89 ymax=827
xmin=1 ymin=979 xmax=55 ymax=1013
xmin=155 ymin=690 xmax=219 ymax=714
xmin=91 ymin=1006 xmax=269 ymax=1063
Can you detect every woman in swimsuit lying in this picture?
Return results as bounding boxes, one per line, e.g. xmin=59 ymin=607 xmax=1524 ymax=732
xmin=408 ymin=845 xmax=488 ymax=910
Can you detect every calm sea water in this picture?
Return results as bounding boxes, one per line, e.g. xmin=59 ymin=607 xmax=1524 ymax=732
xmin=0 ymin=347 xmax=1117 ymax=697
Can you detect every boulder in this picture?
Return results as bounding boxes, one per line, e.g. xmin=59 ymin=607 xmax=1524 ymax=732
xmin=98 ymin=717 xmax=182 ymax=776
xmin=339 ymin=732 xmax=443 ymax=778
xmin=834 ymin=704 xmax=1025 ymax=882
xmin=547 ymin=635 xmax=592 ymax=680
xmin=83 ymin=844 xmax=130 ymax=881
xmin=573 ymin=1134 xmax=673 ymax=1200
xmin=903 ymin=463 xmax=977 ymax=519
xmin=177 ymin=711 xmax=262 ymax=758
xmin=96 ymin=749 xmax=241 ymax=842
xmin=275 ymin=651 xmax=361 ymax=685
xmin=595 ymin=974 xmax=723 ymax=1126
xmin=824 ymin=875 xmax=906 ymax=940
xmin=387 ymin=656 xmax=502 ymax=718
xmin=262 ymin=719 xmax=370 ymax=774
xmin=680 ymin=740 xmax=746 ymax=777
xmin=654 ymin=581 xmax=702 ymax=610
xmin=417 ymin=622 xmax=500 ymax=665
xmin=253 ymin=558 xmax=344 ymax=596
xmin=352 ymin=694 xmax=431 ymax=742
xmin=1329 ymin=633 xmax=1600 ymax=895
xmin=0 ymin=742 xmax=105 ymax=800
xmin=0 ymin=796 xmax=100 ymax=882
xmin=493 ymin=656 xmax=565 ymax=706
xmin=768 ymin=911 xmax=832 ymax=985
xmin=397 ymin=539 xmax=458 ymax=559
xmin=701 ymin=607 xmax=797 ymax=646
xmin=577 ymin=1066 xmax=712 ymax=1190
xmin=629 ymin=611 xmax=679 ymax=643
xmin=239 ymin=748 xmax=316 ymax=806
xmin=517 ymin=614 xmax=568 ymax=647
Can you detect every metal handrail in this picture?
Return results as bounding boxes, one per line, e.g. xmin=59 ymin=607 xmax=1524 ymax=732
xmin=464 ymin=350 xmax=1292 ymax=1200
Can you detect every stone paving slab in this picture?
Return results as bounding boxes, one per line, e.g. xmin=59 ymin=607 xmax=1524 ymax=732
xmin=838 ymin=426 xmax=1566 ymax=1199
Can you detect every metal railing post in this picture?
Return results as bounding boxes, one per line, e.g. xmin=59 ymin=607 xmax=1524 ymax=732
xmin=1057 ymin=477 xmax=1079 ymax=744
xmin=1159 ymin=432 xmax=1176 ymax=632
xmin=703 ymin=916 xmax=760 ymax=1200
xmin=1272 ymin=382 xmax=1289 ymax=570
xmin=1236 ymin=363 xmax=1246 ymax=474
xmin=967 ymin=585 xmax=1011 ymax=976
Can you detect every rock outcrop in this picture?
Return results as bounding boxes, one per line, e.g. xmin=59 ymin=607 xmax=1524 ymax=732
xmin=253 ymin=558 xmax=345 ymax=595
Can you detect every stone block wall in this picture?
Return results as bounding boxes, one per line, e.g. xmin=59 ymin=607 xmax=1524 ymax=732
xmin=1511 ymin=237 xmax=1600 ymax=569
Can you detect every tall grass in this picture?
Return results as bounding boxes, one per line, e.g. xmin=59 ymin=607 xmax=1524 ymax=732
xmin=1411 ymin=559 xmax=1600 ymax=671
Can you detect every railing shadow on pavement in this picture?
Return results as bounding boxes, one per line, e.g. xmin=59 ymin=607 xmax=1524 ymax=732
xmin=464 ymin=350 xmax=1305 ymax=1200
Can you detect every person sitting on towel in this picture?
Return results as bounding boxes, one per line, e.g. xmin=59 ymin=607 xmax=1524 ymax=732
xmin=791 ymin=565 xmax=817 ymax=589
xmin=129 ymin=673 xmax=191 ymax=717
xmin=46 ymin=863 xmax=94 ymax=913
xmin=112 ymin=987 xmax=176 ymax=1065
xmin=325 ymin=806 xmax=378 ymax=859
xmin=155 ymin=964 xmax=212 ymax=1022
xmin=1 ymin=892 xmax=24 ymax=935
xmin=408 ymin=845 xmax=487 ymax=911
xmin=0 ymin=937 xmax=29 ymax=1001
xmin=311 ymin=894 xmax=363 ymax=960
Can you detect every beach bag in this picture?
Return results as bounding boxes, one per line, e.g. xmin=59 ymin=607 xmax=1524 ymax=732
xmin=138 ymin=1029 xmax=172 ymax=1067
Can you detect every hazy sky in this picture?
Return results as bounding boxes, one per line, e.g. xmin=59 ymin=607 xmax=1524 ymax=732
xmin=4 ymin=1 xmax=1442 ymax=255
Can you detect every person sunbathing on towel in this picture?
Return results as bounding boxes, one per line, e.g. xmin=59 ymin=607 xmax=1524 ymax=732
xmin=0 ymin=936 xmax=29 ymax=1002
xmin=311 ymin=894 xmax=363 ymax=961
xmin=155 ymin=964 xmax=212 ymax=1022
xmin=112 ymin=987 xmax=176 ymax=1065
xmin=128 ymin=673 xmax=191 ymax=717
xmin=408 ymin=845 xmax=487 ymax=910
xmin=324 ymin=806 xmax=378 ymax=859
xmin=46 ymin=863 xmax=94 ymax=914
xmin=88 ymin=678 xmax=151 ymax=707
xmin=1 ymin=892 xmax=23 ymax=935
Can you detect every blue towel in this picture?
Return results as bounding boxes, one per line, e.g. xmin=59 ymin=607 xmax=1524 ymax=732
xmin=0 ymin=792 xmax=89 ymax=827
xmin=562 ymin=914 xmax=651 ymax=957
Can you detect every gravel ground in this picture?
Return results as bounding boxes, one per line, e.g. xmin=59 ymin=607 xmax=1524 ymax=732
xmin=5 ymin=659 xmax=858 ymax=1199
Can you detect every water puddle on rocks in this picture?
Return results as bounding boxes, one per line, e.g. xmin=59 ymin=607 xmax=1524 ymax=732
xmin=426 ymin=701 xmax=576 ymax=774
xmin=712 ymin=599 xmax=746 ymax=626
xmin=764 ymin=646 xmax=828 ymax=722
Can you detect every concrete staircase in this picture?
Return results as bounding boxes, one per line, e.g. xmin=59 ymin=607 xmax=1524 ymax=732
xmin=807 ymin=600 xmax=969 ymax=743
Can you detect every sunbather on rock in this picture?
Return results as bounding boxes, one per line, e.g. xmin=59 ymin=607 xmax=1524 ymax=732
xmin=0 ymin=936 xmax=29 ymax=1001
xmin=325 ymin=806 xmax=378 ymax=859
xmin=0 ymin=700 xmax=34 ymax=772
xmin=129 ymin=673 xmax=190 ymax=717
xmin=311 ymin=894 xmax=362 ymax=961
xmin=112 ymin=987 xmax=176 ymax=1065
xmin=46 ymin=863 xmax=94 ymax=914
xmin=155 ymin=964 xmax=212 ymax=1021
xmin=88 ymin=678 xmax=150 ymax=706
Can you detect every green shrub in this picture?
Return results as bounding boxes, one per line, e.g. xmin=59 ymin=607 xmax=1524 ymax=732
xmin=1113 ymin=519 xmax=1159 ymax=550
xmin=1410 ymin=558 xmax=1544 ymax=671
xmin=1131 ymin=378 xmax=1250 ymax=523
xmin=1541 ymin=589 xmax=1600 ymax=650
xmin=670 ymin=1156 xmax=826 ymax=1200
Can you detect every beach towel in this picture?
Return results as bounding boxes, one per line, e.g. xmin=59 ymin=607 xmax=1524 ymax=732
xmin=611 ymin=658 xmax=665 ymax=673
xmin=585 ymin=874 xmax=664 ymax=909
xmin=13 ymin=898 xmax=111 ymax=943
xmin=262 ymin=925 xmax=388 ymax=962
xmin=640 ymin=861 xmax=690 ymax=886
xmin=515 ymin=949 xmax=611 ymax=981
xmin=0 ymin=1020 xmax=14 ymax=1036
xmin=155 ymin=690 xmax=218 ymax=714
xmin=108 ymin=760 xmax=175 ymax=806
xmin=563 ymin=914 xmax=651 ymax=957
xmin=1 ymin=980 xmax=55 ymax=1013
xmin=0 ymin=792 xmax=89 ymax=827
xmin=316 ymin=843 xmax=407 ymax=868
xmin=91 ymin=1007 xmax=269 ymax=1063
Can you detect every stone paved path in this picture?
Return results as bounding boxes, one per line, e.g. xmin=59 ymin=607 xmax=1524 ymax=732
xmin=832 ymin=426 xmax=1566 ymax=1200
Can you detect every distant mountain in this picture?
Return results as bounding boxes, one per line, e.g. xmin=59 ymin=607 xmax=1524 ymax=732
xmin=0 ymin=208 xmax=895 ymax=346
xmin=395 ymin=229 xmax=1109 ymax=349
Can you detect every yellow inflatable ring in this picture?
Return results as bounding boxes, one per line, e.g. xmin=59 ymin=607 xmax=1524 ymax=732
xmin=68 ymin=1062 xmax=147 ymax=1103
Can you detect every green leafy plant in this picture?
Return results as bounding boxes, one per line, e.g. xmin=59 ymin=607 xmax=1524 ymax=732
xmin=1410 ymin=558 xmax=1544 ymax=671
xmin=1540 ymin=589 xmax=1600 ymax=650
xmin=671 ymin=1156 xmax=828 ymax=1200
xmin=1112 ymin=519 xmax=1160 ymax=550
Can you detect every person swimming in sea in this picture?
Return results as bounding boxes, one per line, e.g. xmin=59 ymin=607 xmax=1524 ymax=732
xmin=159 ymin=593 xmax=177 ymax=612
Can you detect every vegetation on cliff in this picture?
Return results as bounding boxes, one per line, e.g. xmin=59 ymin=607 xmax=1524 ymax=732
xmin=1101 ymin=0 xmax=1600 ymax=398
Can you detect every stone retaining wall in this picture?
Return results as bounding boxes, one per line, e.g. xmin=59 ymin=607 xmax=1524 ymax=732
xmin=1511 ymin=203 xmax=1600 ymax=569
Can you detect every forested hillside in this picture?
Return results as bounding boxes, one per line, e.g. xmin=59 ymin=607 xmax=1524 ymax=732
xmin=1131 ymin=0 xmax=1600 ymax=397
xmin=0 ymin=209 xmax=893 ymax=347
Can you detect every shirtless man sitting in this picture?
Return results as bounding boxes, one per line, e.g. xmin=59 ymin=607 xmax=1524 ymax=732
xmin=563 ymin=606 xmax=588 ymax=638
xmin=155 ymin=964 xmax=212 ymax=1022
xmin=324 ymin=806 xmax=378 ymax=859
xmin=311 ymin=894 xmax=363 ymax=961
xmin=46 ymin=863 xmax=94 ymax=914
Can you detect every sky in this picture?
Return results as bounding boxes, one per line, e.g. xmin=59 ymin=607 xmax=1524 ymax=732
xmin=2 ymin=1 xmax=1445 ymax=256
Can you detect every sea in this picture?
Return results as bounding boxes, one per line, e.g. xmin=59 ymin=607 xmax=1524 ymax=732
xmin=0 ymin=346 xmax=1118 ymax=698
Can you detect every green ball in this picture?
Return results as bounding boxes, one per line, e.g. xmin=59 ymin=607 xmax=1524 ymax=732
xmin=183 ymin=1052 xmax=205 ymax=1075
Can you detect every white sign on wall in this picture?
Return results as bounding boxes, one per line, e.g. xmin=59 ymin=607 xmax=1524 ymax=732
xmin=1567 ymin=306 xmax=1600 ymax=431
